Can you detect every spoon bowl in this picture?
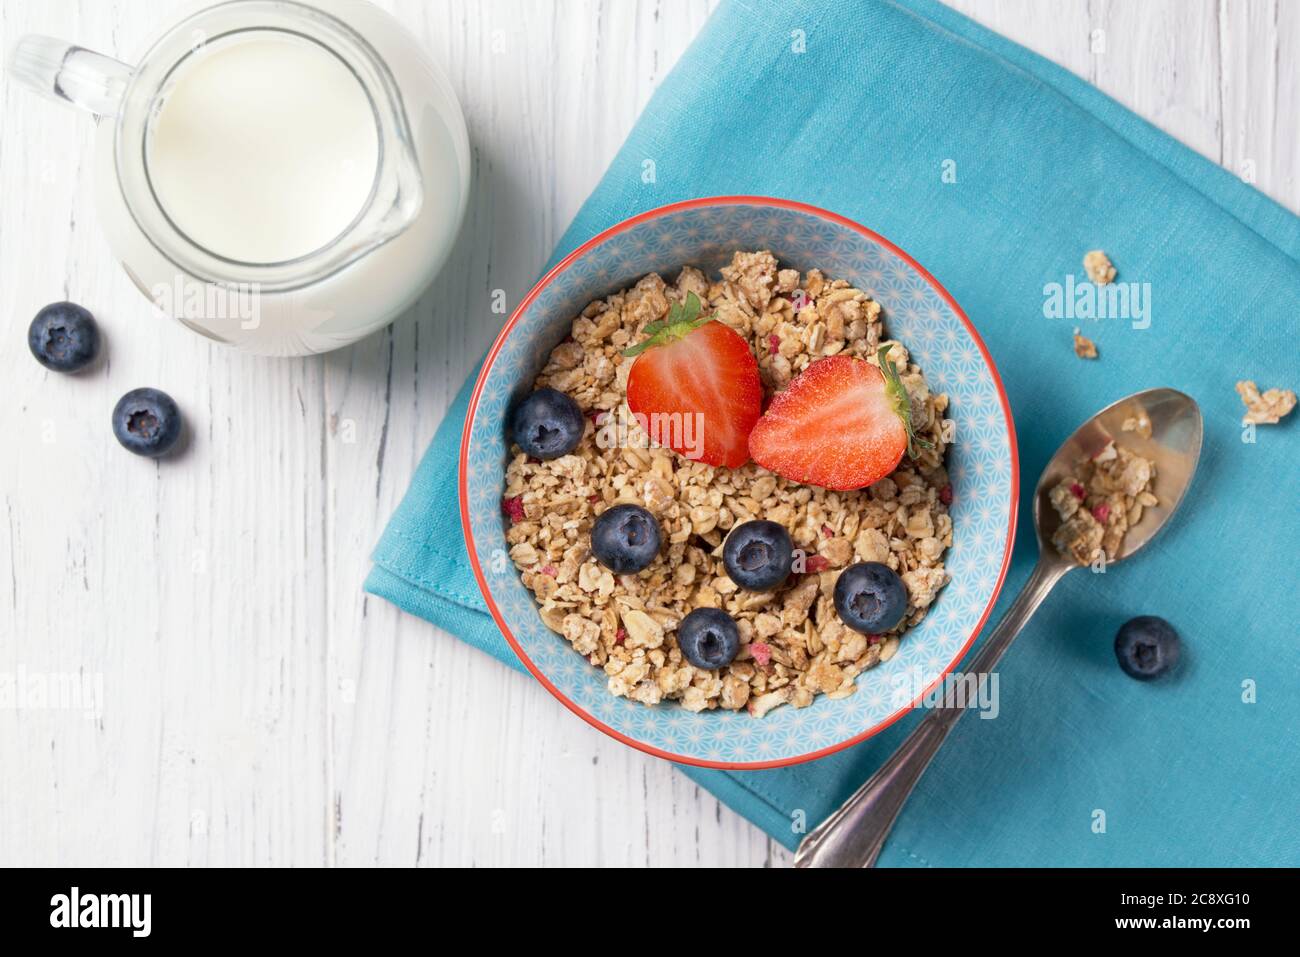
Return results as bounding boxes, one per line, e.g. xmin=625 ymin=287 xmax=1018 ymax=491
xmin=1034 ymin=387 xmax=1204 ymax=566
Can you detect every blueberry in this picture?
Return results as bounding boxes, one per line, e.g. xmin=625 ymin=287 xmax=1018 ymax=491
xmin=833 ymin=562 xmax=907 ymax=634
xmin=28 ymin=302 xmax=100 ymax=372
xmin=112 ymin=388 xmax=182 ymax=457
xmin=511 ymin=387 xmax=585 ymax=460
xmin=1115 ymin=616 xmax=1181 ymax=680
xmin=677 ymin=608 xmax=740 ymax=670
xmin=723 ymin=520 xmax=793 ymax=591
xmin=590 ymin=504 xmax=661 ymax=573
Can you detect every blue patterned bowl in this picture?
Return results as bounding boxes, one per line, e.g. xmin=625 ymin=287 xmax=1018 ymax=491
xmin=460 ymin=197 xmax=1018 ymax=769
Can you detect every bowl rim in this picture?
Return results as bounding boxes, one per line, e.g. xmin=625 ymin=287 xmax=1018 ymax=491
xmin=459 ymin=195 xmax=1020 ymax=770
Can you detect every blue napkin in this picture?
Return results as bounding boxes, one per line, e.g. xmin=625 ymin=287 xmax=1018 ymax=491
xmin=367 ymin=0 xmax=1300 ymax=865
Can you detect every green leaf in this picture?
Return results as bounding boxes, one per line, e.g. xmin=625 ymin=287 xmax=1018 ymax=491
xmin=621 ymin=291 xmax=711 ymax=357
xmin=676 ymin=291 xmax=702 ymax=324
xmin=877 ymin=345 xmax=933 ymax=459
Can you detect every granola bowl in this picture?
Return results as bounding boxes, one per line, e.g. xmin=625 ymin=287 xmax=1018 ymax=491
xmin=460 ymin=196 xmax=1018 ymax=769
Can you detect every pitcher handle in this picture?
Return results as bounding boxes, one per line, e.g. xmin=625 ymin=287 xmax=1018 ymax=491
xmin=8 ymin=36 xmax=133 ymax=117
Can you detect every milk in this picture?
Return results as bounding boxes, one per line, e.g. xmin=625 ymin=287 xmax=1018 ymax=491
xmin=148 ymin=32 xmax=380 ymax=264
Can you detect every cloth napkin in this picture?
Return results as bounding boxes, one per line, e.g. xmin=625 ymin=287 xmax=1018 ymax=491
xmin=367 ymin=0 xmax=1300 ymax=865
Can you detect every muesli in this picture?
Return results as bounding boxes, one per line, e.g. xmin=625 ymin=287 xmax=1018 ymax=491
xmin=1083 ymin=249 xmax=1116 ymax=285
xmin=1048 ymin=440 xmax=1157 ymax=565
xmin=1072 ymin=329 xmax=1098 ymax=360
xmin=502 ymin=251 xmax=955 ymax=716
xmin=1235 ymin=380 xmax=1296 ymax=425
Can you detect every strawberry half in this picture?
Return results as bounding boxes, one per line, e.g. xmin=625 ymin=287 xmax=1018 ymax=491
xmin=623 ymin=292 xmax=762 ymax=468
xmin=748 ymin=347 xmax=928 ymax=491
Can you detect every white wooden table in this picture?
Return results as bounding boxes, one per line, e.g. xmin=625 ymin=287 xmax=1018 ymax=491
xmin=1 ymin=0 xmax=1294 ymax=867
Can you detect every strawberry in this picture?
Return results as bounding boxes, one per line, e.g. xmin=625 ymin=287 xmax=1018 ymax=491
xmin=623 ymin=292 xmax=762 ymax=468
xmin=748 ymin=347 xmax=929 ymax=491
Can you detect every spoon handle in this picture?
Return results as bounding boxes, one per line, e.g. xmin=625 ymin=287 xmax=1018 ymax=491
xmin=793 ymin=555 xmax=1069 ymax=868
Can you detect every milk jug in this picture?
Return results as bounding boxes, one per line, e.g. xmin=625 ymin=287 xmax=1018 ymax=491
xmin=9 ymin=0 xmax=471 ymax=355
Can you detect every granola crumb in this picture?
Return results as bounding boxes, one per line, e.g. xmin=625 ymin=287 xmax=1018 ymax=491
xmin=505 ymin=251 xmax=955 ymax=717
xmin=1083 ymin=249 xmax=1116 ymax=285
xmin=1121 ymin=412 xmax=1153 ymax=439
xmin=1235 ymin=380 xmax=1296 ymax=425
xmin=1072 ymin=329 xmax=1098 ymax=360
xmin=1049 ymin=439 xmax=1156 ymax=565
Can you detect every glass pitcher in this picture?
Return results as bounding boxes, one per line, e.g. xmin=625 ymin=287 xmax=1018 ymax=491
xmin=9 ymin=0 xmax=470 ymax=356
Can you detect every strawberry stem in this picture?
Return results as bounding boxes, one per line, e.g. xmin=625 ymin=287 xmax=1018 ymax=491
xmin=877 ymin=345 xmax=932 ymax=459
xmin=622 ymin=292 xmax=710 ymax=357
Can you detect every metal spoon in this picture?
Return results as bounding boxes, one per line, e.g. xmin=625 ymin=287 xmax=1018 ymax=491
xmin=794 ymin=387 xmax=1203 ymax=868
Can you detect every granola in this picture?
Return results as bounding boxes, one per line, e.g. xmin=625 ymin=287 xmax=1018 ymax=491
xmin=1072 ymin=329 xmax=1098 ymax=360
xmin=503 ymin=251 xmax=954 ymax=716
xmin=1083 ymin=249 xmax=1116 ymax=284
xmin=1235 ymin=380 xmax=1296 ymax=425
xmin=1121 ymin=412 xmax=1152 ymax=439
xmin=1048 ymin=440 xmax=1157 ymax=565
